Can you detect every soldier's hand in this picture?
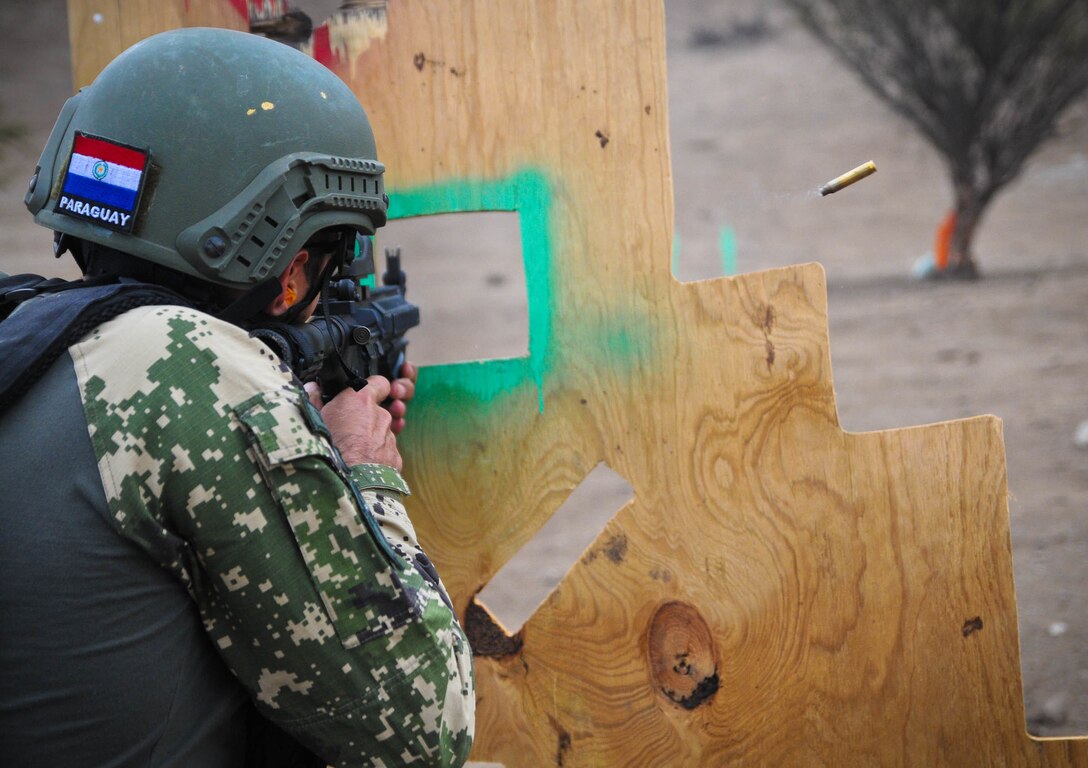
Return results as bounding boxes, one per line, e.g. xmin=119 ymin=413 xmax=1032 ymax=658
xmin=306 ymin=376 xmax=402 ymax=471
xmin=386 ymin=361 xmax=417 ymax=435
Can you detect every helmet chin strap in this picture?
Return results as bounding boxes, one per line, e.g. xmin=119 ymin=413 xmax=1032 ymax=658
xmin=277 ymin=258 xmax=339 ymax=325
xmin=223 ymin=230 xmax=350 ymax=326
xmin=273 ymin=229 xmax=354 ymax=325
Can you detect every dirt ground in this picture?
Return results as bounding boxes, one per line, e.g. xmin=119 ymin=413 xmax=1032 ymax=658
xmin=3 ymin=0 xmax=1087 ymax=739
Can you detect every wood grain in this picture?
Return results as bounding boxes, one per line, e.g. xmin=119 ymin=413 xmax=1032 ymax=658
xmin=67 ymin=0 xmax=246 ymax=90
xmin=68 ymin=1 xmax=1088 ymax=764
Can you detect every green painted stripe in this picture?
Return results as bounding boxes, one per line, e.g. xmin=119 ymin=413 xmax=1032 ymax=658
xmin=388 ymin=170 xmax=553 ymax=412
xmin=720 ymin=226 xmax=736 ymax=276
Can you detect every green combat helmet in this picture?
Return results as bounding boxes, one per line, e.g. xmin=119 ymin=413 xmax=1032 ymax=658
xmin=24 ymin=26 xmax=387 ymax=289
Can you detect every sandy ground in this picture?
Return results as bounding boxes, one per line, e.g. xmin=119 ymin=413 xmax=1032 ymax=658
xmin=3 ymin=0 xmax=1087 ymax=738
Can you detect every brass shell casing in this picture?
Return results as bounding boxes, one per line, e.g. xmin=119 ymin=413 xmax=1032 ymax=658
xmin=819 ymin=160 xmax=877 ymax=196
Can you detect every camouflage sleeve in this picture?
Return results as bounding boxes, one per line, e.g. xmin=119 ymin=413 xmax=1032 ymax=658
xmin=69 ymin=305 xmax=474 ymax=766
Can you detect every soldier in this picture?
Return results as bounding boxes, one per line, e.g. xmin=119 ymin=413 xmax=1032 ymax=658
xmin=0 ymin=27 xmax=474 ymax=767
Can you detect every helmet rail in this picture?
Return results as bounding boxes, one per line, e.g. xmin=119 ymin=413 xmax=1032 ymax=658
xmin=176 ymin=153 xmax=387 ymax=285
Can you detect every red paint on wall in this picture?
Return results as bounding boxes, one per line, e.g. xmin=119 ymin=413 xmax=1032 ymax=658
xmin=310 ymin=23 xmax=341 ymax=69
xmin=229 ymin=0 xmax=249 ymax=20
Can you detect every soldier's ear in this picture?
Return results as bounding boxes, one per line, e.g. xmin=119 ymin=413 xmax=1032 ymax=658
xmin=265 ymin=250 xmax=311 ymax=316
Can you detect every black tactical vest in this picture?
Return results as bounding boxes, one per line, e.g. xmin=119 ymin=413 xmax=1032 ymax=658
xmin=0 ymin=273 xmax=191 ymax=412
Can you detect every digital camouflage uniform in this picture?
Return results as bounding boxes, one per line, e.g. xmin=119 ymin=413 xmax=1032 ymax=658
xmin=2 ymin=23 xmax=472 ymax=766
xmin=0 ymin=301 xmax=474 ymax=766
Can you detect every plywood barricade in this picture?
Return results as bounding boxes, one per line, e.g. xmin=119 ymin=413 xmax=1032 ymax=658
xmin=67 ymin=0 xmax=1088 ymax=764
xmin=69 ymin=0 xmax=247 ymax=89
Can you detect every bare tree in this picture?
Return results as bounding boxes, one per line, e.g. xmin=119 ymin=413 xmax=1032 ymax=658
xmin=783 ymin=0 xmax=1088 ymax=276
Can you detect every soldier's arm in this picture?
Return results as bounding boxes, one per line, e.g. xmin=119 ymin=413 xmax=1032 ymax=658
xmin=71 ymin=306 xmax=474 ymax=766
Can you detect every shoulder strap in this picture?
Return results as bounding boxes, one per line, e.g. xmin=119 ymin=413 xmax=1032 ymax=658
xmin=0 ymin=275 xmax=192 ymax=412
xmin=0 ymin=274 xmax=67 ymax=321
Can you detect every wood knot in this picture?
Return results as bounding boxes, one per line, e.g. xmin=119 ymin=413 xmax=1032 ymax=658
xmin=648 ymin=601 xmax=719 ymax=709
xmin=464 ymin=597 xmax=523 ymax=657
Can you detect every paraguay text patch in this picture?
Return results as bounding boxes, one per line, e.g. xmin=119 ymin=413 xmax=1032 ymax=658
xmin=55 ymin=132 xmax=149 ymax=233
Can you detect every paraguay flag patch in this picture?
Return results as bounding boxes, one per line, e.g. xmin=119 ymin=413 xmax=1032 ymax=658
xmin=54 ymin=132 xmax=149 ymax=233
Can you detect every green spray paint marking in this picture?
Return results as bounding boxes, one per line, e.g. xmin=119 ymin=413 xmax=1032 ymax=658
xmin=388 ymin=169 xmax=554 ymax=412
xmin=672 ymin=227 xmax=736 ymax=278
xmin=720 ymin=226 xmax=737 ymax=276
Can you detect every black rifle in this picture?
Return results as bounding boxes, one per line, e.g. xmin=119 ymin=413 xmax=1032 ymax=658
xmin=251 ymin=235 xmax=419 ymax=398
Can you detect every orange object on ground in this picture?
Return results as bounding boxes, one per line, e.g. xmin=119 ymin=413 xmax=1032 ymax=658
xmin=935 ymin=209 xmax=956 ymax=271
